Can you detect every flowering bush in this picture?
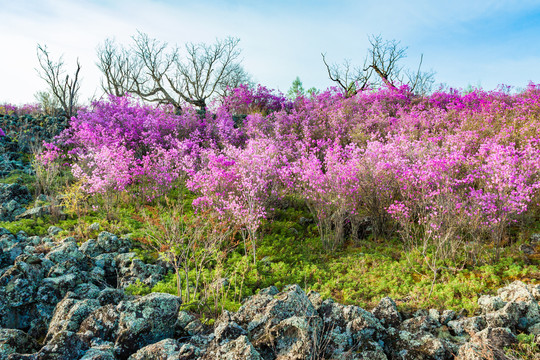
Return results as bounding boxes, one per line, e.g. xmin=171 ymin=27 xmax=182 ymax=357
xmin=38 ymin=84 xmax=540 ymax=257
xmin=188 ymin=138 xmax=289 ymax=261
xmin=0 ymin=103 xmax=42 ymax=116
xmin=222 ymin=84 xmax=292 ymax=115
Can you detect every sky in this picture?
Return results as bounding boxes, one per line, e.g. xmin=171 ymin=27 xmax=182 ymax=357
xmin=1 ymin=0 xmax=540 ymax=104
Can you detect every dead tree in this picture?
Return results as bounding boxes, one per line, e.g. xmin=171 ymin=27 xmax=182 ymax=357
xmin=323 ymin=34 xmax=435 ymax=96
xmin=96 ymin=38 xmax=141 ymax=98
xmin=322 ymin=54 xmax=372 ymax=97
xmin=97 ymin=32 xmax=251 ymax=111
xmin=36 ymin=44 xmax=81 ymax=117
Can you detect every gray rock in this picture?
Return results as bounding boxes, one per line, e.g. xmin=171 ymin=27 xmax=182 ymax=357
xmin=214 ymin=320 xmax=247 ymax=345
xmin=79 ymin=346 xmax=116 ymax=360
xmin=16 ymin=205 xmax=53 ymax=220
xmin=45 ymin=239 xmax=85 ymax=265
xmin=78 ymin=304 xmax=120 ymax=343
xmin=128 ymin=338 xmax=181 ymax=360
xmin=372 ymin=296 xmax=402 ymax=328
xmin=35 ymin=330 xmax=88 ymax=360
xmin=478 ymin=295 xmax=506 ymax=313
xmin=97 ymin=288 xmax=129 ymax=306
xmin=497 ymin=280 xmax=536 ymax=303
xmin=116 ymin=253 xmax=165 ymax=289
xmin=485 ymin=302 xmax=521 ymax=329
xmin=387 ymin=329 xmax=452 ymax=360
xmin=0 ymin=328 xmax=40 ymax=358
xmin=455 ymin=342 xmax=494 ymax=360
xmin=97 ymin=232 xmax=130 ymax=253
xmin=177 ymin=311 xmax=196 ymax=330
xmin=45 ymin=297 xmax=101 ymax=342
xmin=202 ymin=335 xmax=262 ymax=360
xmin=448 ymin=316 xmax=487 ymax=336
xmin=234 ymin=284 xmax=316 ymax=342
xmin=114 ymin=292 xmax=182 ymax=358
xmin=400 ymin=315 xmax=441 ymax=335
xmin=529 ymin=321 xmax=540 ymax=335
xmin=88 ymin=223 xmax=101 ymax=232
xmin=440 ymin=310 xmax=456 ymax=325
xmin=47 ymin=226 xmax=63 ymax=236
xmin=306 ymin=290 xmax=323 ymax=309
xmin=80 ymin=232 xmax=130 ymax=258
xmin=266 ymin=315 xmax=323 ymax=359
xmin=0 ymin=184 xmax=32 ymax=222
xmin=474 ymin=327 xmax=517 ymax=350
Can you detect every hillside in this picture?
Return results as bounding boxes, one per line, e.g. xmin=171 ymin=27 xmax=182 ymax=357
xmin=0 ymin=84 xmax=539 ymax=359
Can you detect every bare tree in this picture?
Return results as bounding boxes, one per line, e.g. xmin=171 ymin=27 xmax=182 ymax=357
xmin=97 ymin=32 xmax=251 ymax=111
xmin=96 ymin=38 xmax=141 ymax=97
xmin=403 ymin=53 xmax=436 ymax=96
xmin=322 ymin=54 xmax=372 ymax=97
xmin=323 ymin=34 xmax=435 ymax=96
xmin=365 ymin=35 xmax=406 ymax=89
xmin=36 ymin=44 xmax=81 ymax=117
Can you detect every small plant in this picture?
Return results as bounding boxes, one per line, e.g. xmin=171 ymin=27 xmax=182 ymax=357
xmin=142 ymin=198 xmax=236 ymax=305
xmin=33 ymin=151 xmax=62 ymax=196
xmin=62 ymin=178 xmax=89 ymax=218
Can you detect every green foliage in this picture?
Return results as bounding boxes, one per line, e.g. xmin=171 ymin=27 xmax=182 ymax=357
xmin=103 ymin=195 xmax=540 ymax=317
xmin=4 ymin=170 xmax=539 ymax=319
xmin=0 ymin=217 xmax=51 ymax=236
xmin=125 ymin=279 xmax=151 ymax=296
xmin=287 ymin=76 xmax=305 ymax=99
xmin=505 ymin=332 xmax=539 ymax=359
xmin=0 ymin=170 xmax=35 ymax=186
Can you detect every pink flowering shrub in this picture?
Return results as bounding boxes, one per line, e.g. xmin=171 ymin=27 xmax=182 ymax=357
xmin=71 ymin=145 xmax=134 ymax=194
xmin=42 ymin=95 xmax=245 ymax=201
xmin=188 ymin=138 xmax=289 ymax=261
xmin=222 ymin=84 xmax=292 ymax=115
xmin=38 ymin=83 xmax=540 ymax=257
xmin=0 ymin=103 xmax=42 ymax=116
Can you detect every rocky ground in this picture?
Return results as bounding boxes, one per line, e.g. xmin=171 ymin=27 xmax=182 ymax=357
xmin=1 ymin=114 xmax=539 ymax=359
xmin=0 ymin=113 xmax=69 ymax=178
xmin=0 ymin=223 xmax=539 ymax=360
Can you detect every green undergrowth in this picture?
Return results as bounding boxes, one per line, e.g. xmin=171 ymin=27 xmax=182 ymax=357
xmin=125 ymin=201 xmax=539 ymax=316
xmin=2 ymin=177 xmax=539 ymax=317
xmin=0 ymin=170 xmax=34 ymax=186
xmin=505 ymin=333 xmax=539 ymax=359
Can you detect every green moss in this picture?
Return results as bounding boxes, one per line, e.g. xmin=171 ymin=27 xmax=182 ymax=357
xmin=4 ymin=180 xmax=537 ymax=318
xmin=125 ymin=279 xmax=151 ymax=296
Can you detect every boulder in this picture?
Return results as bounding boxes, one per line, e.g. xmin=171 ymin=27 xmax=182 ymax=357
xmin=0 ymin=184 xmax=32 ymax=222
xmin=79 ymin=346 xmax=116 ymax=360
xmin=0 ymin=328 xmax=40 ymax=359
xmin=372 ymin=296 xmax=402 ymax=328
xmin=45 ymin=297 xmax=101 ymax=342
xmin=213 ymin=319 xmax=247 ymax=345
xmin=115 ymin=253 xmax=165 ymax=289
xmin=447 ymin=316 xmax=487 ymax=336
xmin=114 ymin=293 xmax=182 ymax=359
xmin=201 ymin=335 xmax=262 ymax=360
xmin=45 ymin=238 xmax=85 ymax=265
xmin=386 ymin=329 xmax=452 ymax=360
xmin=78 ymin=304 xmax=120 ymax=343
xmin=473 ymin=327 xmax=517 ymax=350
xmin=34 ymin=330 xmax=88 ymax=360
xmin=127 ymin=338 xmax=181 ymax=360
xmin=80 ymin=232 xmax=130 ymax=258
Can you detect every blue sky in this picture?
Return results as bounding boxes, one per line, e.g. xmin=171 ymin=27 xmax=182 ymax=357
xmin=1 ymin=0 xmax=540 ymax=104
